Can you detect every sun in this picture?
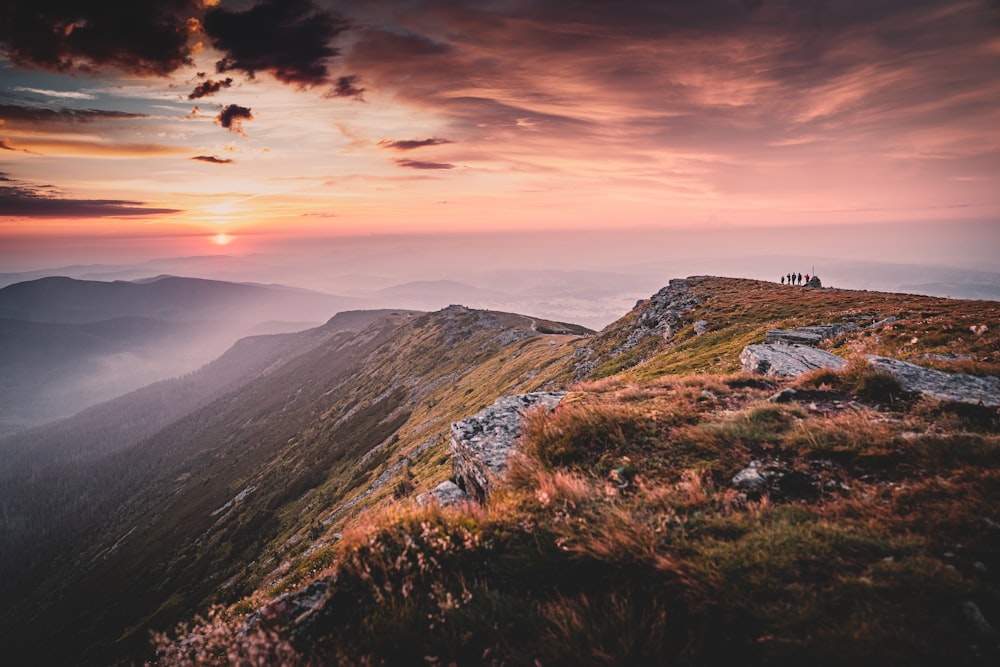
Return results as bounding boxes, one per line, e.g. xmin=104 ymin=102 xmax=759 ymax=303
xmin=212 ymin=233 xmax=233 ymax=246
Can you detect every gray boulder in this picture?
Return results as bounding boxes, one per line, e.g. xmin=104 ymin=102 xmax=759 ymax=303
xmin=732 ymin=461 xmax=772 ymax=490
xmin=741 ymin=343 xmax=847 ymax=377
xmin=866 ymin=356 xmax=1000 ymax=407
xmin=806 ymin=275 xmax=822 ymax=287
xmin=416 ymin=480 xmax=470 ymax=508
xmin=451 ymin=392 xmax=565 ymax=502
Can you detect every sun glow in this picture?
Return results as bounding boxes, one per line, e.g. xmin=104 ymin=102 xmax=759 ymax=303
xmin=212 ymin=233 xmax=232 ymax=246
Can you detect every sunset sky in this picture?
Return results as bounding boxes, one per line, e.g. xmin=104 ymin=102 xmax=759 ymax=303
xmin=1 ymin=0 xmax=998 ymax=271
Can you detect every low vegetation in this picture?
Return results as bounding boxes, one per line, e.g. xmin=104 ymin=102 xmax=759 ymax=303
xmin=6 ymin=277 xmax=998 ymax=665
xmin=160 ymin=361 xmax=999 ymax=665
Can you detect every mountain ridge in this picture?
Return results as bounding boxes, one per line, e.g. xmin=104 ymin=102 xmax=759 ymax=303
xmin=3 ymin=276 xmax=998 ymax=666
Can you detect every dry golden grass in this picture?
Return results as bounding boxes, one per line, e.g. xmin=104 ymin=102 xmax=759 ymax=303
xmin=157 ymin=279 xmax=1000 ymax=666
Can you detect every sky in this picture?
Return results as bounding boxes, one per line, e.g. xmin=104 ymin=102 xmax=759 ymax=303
xmin=1 ymin=0 xmax=999 ymax=273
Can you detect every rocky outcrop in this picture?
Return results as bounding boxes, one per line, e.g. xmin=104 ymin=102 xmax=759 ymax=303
xmin=806 ymin=276 xmax=822 ymax=287
xmin=731 ymin=459 xmax=819 ymax=499
xmin=635 ymin=278 xmax=703 ymax=340
xmin=450 ymin=392 xmax=565 ymax=502
xmin=416 ymin=480 xmax=470 ymax=508
xmin=574 ymin=277 xmax=702 ymax=378
xmin=741 ymin=343 xmax=847 ymax=377
xmin=764 ymin=323 xmax=857 ymax=346
xmin=866 ymin=356 xmax=1000 ymax=407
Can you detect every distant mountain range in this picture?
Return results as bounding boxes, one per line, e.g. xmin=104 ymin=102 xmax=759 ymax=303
xmin=0 ymin=275 xmax=360 ymax=323
xmin=0 ymin=276 xmax=361 ymax=434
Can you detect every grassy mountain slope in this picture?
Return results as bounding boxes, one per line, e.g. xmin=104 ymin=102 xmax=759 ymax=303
xmin=152 ymin=277 xmax=998 ymax=666
xmin=0 ymin=311 xmax=403 ymax=641
xmin=4 ymin=307 xmax=589 ymax=665
xmin=583 ymin=276 xmax=999 ymax=379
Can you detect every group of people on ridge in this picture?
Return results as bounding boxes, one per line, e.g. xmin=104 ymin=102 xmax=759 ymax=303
xmin=782 ymin=272 xmax=809 ymax=285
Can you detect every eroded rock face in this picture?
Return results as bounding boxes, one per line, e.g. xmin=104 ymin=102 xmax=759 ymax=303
xmin=866 ymin=356 xmax=1000 ymax=407
xmin=740 ymin=343 xmax=847 ymax=377
xmin=450 ymin=392 xmax=565 ymax=502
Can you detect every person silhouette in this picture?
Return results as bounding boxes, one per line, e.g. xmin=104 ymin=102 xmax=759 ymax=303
xmin=781 ymin=275 xmax=785 ymax=285
xmin=797 ymin=273 xmax=802 ymax=285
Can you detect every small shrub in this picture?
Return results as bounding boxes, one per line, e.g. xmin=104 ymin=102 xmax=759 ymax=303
xmin=520 ymin=402 xmax=661 ymax=468
xmin=844 ymin=358 xmax=907 ymax=404
xmin=855 ymin=370 xmax=905 ymax=403
xmin=795 ymin=367 xmax=848 ymax=391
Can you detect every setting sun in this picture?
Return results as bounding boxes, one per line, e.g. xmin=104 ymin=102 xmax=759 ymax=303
xmin=212 ymin=233 xmax=232 ymax=246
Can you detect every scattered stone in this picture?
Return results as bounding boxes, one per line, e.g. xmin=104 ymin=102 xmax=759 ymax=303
xmin=741 ymin=343 xmax=847 ymax=377
xmin=764 ymin=323 xmax=858 ymax=346
xmin=867 ymin=315 xmax=897 ymax=329
xmin=416 ymin=480 xmax=470 ymax=508
xmin=921 ymin=352 xmax=972 ymax=362
xmin=242 ymin=580 xmax=329 ymax=635
xmin=866 ymin=356 xmax=1000 ymax=407
xmin=732 ymin=461 xmax=772 ymax=490
xmin=733 ymin=460 xmax=820 ymax=499
xmin=769 ymin=388 xmax=799 ymax=403
xmin=451 ymin=392 xmax=565 ymax=502
xmin=694 ymin=319 xmax=709 ymax=335
xmin=960 ymin=600 xmax=997 ymax=641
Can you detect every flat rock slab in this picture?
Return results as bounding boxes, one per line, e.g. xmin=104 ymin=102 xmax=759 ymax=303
xmin=867 ymin=356 xmax=1000 ymax=407
xmin=741 ymin=343 xmax=847 ymax=377
xmin=451 ymin=392 xmax=565 ymax=502
xmin=765 ymin=323 xmax=857 ymax=346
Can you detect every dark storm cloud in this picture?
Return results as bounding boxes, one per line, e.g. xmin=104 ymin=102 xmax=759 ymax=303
xmin=188 ymin=78 xmax=234 ymax=100
xmin=326 ymin=75 xmax=366 ymax=99
xmin=0 ymin=104 xmax=146 ymax=125
xmin=379 ymin=137 xmax=453 ymax=151
xmin=216 ymin=104 xmax=253 ymax=134
xmin=0 ymin=0 xmax=199 ymax=75
xmin=190 ymin=155 xmax=234 ymax=164
xmin=203 ymin=0 xmax=349 ymax=85
xmin=394 ymin=159 xmax=454 ymax=170
xmin=0 ymin=173 xmax=180 ymax=218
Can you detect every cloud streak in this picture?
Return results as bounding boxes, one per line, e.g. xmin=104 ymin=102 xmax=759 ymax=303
xmin=0 ymin=104 xmax=146 ymax=126
xmin=394 ymin=159 xmax=454 ymax=170
xmin=190 ymin=155 xmax=234 ymax=164
xmin=379 ymin=137 xmax=452 ymax=151
xmin=0 ymin=173 xmax=180 ymax=218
